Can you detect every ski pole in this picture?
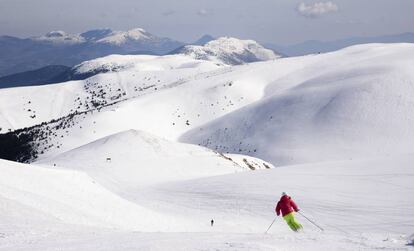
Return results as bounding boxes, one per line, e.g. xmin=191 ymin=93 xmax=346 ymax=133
xmin=265 ymin=216 xmax=277 ymax=234
xmin=298 ymin=211 xmax=324 ymax=231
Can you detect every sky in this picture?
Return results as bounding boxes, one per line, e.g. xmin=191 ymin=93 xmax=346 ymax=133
xmin=0 ymin=0 xmax=413 ymax=45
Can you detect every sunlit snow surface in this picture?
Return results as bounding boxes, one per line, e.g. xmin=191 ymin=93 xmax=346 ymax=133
xmin=1 ymin=155 xmax=413 ymax=250
xmin=0 ymin=43 xmax=414 ymax=250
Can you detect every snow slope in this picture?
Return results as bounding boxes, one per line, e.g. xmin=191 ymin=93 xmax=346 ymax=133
xmin=0 ymin=54 xmax=220 ymax=132
xmin=0 ymin=43 xmax=414 ymax=250
xmin=0 ymin=158 xmax=192 ymax=232
xmin=182 ymin=43 xmax=414 ymax=165
xmin=1 ymin=152 xmax=413 ymax=250
xmin=177 ymin=37 xmax=281 ymax=65
xmin=37 ymin=129 xmax=272 ymax=188
xmin=72 ymin=53 xmax=220 ymax=76
xmin=3 ymin=43 xmax=414 ymax=166
xmin=5 ymin=43 xmax=412 ymax=167
xmin=141 ymin=154 xmax=414 ymax=247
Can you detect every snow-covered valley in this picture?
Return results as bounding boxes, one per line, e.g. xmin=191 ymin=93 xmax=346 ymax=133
xmin=0 ymin=43 xmax=413 ymax=250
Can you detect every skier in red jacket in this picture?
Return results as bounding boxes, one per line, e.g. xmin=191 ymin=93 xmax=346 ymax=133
xmin=275 ymin=192 xmax=303 ymax=232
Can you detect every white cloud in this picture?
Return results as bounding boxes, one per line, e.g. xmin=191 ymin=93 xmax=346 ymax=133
xmin=297 ymin=1 xmax=339 ymax=18
xmin=197 ymin=9 xmax=209 ymax=17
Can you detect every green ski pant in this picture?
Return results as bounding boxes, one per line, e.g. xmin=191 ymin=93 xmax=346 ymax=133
xmin=283 ymin=212 xmax=303 ymax=232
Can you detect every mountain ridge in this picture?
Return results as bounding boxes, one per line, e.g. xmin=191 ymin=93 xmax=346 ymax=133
xmin=0 ymin=37 xmax=279 ymax=88
xmin=0 ymin=28 xmax=184 ymax=77
xmin=1 ymin=43 xmax=414 ymax=166
xmin=266 ymin=32 xmax=414 ymax=56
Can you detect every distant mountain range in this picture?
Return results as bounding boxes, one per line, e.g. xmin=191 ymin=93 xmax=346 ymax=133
xmin=0 ymin=36 xmax=281 ymax=88
xmin=0 ymin=28 xmax=185 ymax=77
xmin=0 ymin=65 xmax=71 ymax=88
xmin=0 ymin=64 xmax=109 ymax=89
xmin=265 ymin=32 xmax=414 ymax=56
xmin=2 ymin=29 xmax=413 ymax=87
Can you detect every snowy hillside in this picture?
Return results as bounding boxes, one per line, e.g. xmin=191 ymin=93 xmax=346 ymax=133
xmin=72 ymin=53 xmax=220 ymax=76
xmin=1 ymin=152 xmax=413 ymax=250
xmin=182 ymin=43 xmax=414 ymax=165
xmin=37 ymin=129 xmax=272 ymax=187
xmin=0 ymin=54 xmax=221 ymax=133
xmin=175 ymin=37 xmax=282 ymax=65
xmin=0 ymin=43 xmax=414 ymax=250
xmin=2 ymin=43 xmax=414 ymax=166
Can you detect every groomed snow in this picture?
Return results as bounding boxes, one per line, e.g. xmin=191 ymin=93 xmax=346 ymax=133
xmin=1 ymin=153 xmax=413 ymax=250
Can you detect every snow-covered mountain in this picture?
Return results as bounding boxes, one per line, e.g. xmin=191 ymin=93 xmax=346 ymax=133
xmin=0 ymin=65 xmax=71 ymax=89
xmin=79 ymin=28 xmax=113 ymax=41
xmin=0 ymin=54 xmax=221 ymax=136
xmin=32 ymin=28 xmax=168 ymax=46
xmin=174 ymin=37 xmax=282 ymax=65
xmin=32 ymin=30 xmax=86 ymax=44
xmin=0 ymin=43 xmax=414 ymax=250
xmin=31 ymin=28 xmax=182 ymax=49
xmin=0 ymin=36 xmax=281 ymax=89
xmin=95 ymin=28 xmax=153 ymax=45
xmin=193 ymin=34 xmax=215 ymax=45
xmin=0 ymin=28 xmax=184 ymax=77
xmin=2 ymin=43 xmax=414 ymax=165
xmin=181 ymin=43 xmax=414 ymax=165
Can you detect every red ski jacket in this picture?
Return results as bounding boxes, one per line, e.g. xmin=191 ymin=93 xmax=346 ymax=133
xmin=275 ymin=195 xmax=299 ymax=217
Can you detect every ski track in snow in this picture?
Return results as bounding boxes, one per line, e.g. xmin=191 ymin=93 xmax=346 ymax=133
xmin=1 ymin=153 xmax=413 ymax=250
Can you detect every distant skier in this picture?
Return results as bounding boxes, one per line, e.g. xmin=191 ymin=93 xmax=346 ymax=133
xmin=275 ymin=192 xmax=303 ymax=232
xmin=211 ymin=219 xmax=214 ymax=227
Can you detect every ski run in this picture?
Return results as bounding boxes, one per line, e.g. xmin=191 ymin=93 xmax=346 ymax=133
xmin=0 ymin=42 xmax=414 ymax=250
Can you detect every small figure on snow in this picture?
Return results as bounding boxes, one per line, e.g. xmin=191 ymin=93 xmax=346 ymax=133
xmin=211 ymin=219 xmax=214 ymax=227
xmin=275 ymin=192 xmax=303 ymax=232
